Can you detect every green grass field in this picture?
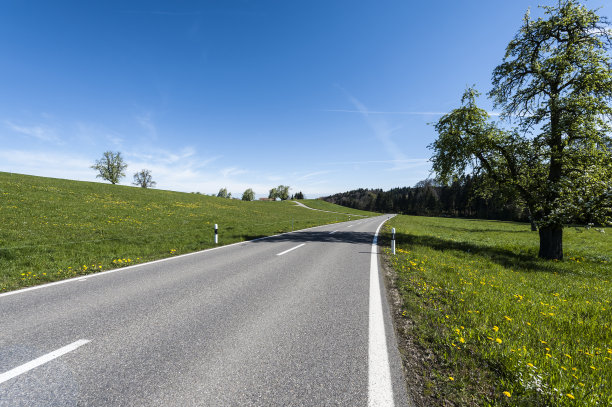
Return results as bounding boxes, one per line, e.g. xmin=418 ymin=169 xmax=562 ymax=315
xmin=382 ymin=215 xmax=611 ymax=406
xmin=0 ymin=172 xmax=375 ymax=292
xmin=295 ymin=199 xmax=375 ymax=216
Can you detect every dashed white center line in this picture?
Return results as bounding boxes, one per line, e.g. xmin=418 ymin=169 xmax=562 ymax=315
xmin=276 ymin=243 xmax=306 ymax=256
xmin=0 ymin=339 xmax=90 ymax=385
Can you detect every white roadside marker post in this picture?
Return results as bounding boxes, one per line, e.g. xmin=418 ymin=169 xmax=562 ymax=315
xmin=392 ymin=228 xmax=396 ymax=255
xmin=214 ymin=224 xmax=218 ymax=244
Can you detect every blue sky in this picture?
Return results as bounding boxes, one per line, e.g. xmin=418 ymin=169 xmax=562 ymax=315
xmin=1 ymin=1 xmax=610 ymax=198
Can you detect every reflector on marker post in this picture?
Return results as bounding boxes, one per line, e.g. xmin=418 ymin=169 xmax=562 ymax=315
xmin=392 ymin=227 xmax=396 ymax=255
xmin=214 ymin=224 xmax=218 ymax=244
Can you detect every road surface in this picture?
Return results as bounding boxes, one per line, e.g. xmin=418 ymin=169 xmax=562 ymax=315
xmin=0 ymin=216 xmax=410 ymax=406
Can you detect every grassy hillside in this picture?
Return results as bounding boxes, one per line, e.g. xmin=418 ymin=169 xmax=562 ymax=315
xmin=296 ymin=199 xmax=375 ymax=216
xmin=382 ymin=215 xmax=611 ymax=406
xmin=0 ymin=172 xmax=372 ymax=292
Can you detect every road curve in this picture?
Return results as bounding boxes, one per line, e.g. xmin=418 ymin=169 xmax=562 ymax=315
xmin=0 ymin=216 xmax=410 ymax=406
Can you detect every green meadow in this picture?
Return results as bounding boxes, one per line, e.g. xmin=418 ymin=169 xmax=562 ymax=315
xmin=0 ymin=172 xmax=374 ymax=292
xmin=382 ymin=215 xmax=611 ymax=406
xmin=296 ymin=199 xmax=374 ymax=216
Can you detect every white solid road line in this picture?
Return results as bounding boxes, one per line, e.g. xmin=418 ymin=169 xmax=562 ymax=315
xmin=368 ymin=219 xmax=394 ymax=407
xmin=276 ymin=243 xmax=306 ymax=257
xmin=0 ymin=339 xmax=90 ymax=385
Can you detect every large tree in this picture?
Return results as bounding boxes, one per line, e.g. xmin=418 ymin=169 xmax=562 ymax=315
xmin=431 ymin=1 xmax=612 ymax=259
xmin=91 ymin=151 xmax=128 ymax=185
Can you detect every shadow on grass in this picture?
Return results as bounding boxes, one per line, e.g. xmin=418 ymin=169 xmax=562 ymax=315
xmin=385 ymin=231 xmax=554 ymax=273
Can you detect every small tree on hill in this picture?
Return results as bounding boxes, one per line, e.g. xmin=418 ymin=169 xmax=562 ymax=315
xmin=217 ymin=188 xmax=229 ymax=198
xmin=276 ymin=185 xmax=290 ymax=200
xmin=91 ymin=151 xmax=127 ymax=185
xmin=133 ymin=169 xmax=156 ymax=188
xmin=294 ymin=191 xmax=304 ymax=200
xmin=242 ymin=188 xmax=255 ymax=201
xmin=268 ymin=187 xmax=277 ymax=200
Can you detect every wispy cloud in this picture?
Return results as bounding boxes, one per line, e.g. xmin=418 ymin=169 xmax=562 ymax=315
xmin=324 ymin=109 xmax=447 ymax=116
xmin=120 ymin=10 xmax=202 ymax=16
xmin=340 ymin=90 xmax=414 ymax=170
xmin=135 ymin=113 xmax=158 ymax=139
xmin=4 ymin=121 xmax=61 ymax=143
xmin=220 ymin=167 xmax=248 ymax=178
xmin=297 ymin=170 xmax=331 ymax=180
xmin=74 ymin=122 xmax=124 ymax=146
xmin=325 ymin=108 xmax=503 ymax=117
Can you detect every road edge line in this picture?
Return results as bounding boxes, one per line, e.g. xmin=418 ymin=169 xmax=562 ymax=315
xmin=369 ymin=217 xmax=395 ymax=407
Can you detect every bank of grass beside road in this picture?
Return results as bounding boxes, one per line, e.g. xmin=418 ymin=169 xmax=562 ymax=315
xmin=381 ymin=215 xmax=611 ymax=406
xmin=0 ymin=172 xmax=376 ymax=293
xmin=296 ymin=199 xmax=375 ymax=217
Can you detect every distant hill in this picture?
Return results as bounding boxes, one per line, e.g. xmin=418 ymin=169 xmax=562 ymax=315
xmin=322 ymin=175 xmax=531 ymax=222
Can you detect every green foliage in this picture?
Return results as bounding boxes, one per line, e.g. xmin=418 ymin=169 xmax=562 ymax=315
xmin=384 ymin=214 xmax=611 ymax=406
xmin=132 ymin=169 xmax=156 ymax=188
xmin=241 ymin=188 xmax=255 ymax=201
xmin=217 ymin=187 xmax=230 ymax=199
xmin=268 ymin=187 xmax=277 ymax=200
xmin=91 ymin=151 xmax=128 ymax=185
xmin=0 ymin=172 xmax=375 ymax=292
xmin=293 ymin=191 xmax=305 ymax=200
xmin=268 ymin=185 xmax=290 ymax=200
xmin=430 ymin=1 xmax=612 ymax=259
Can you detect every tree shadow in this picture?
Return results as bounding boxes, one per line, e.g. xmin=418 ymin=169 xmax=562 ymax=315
xmin=384 ymin=231 xmax=552 ymax=273
xmin=242 ymin=230 xmax=376 ymax=246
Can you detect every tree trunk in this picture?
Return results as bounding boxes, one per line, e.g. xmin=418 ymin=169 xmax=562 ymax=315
xmin=530 ymin=220 xmax=538 ymax=232
xmin=538 ymin=226 xmax=563 ymax=260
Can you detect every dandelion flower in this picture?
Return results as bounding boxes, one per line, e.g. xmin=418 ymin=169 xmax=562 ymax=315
xmin=493 ymin=326 xmax=499 ymax=332
xmin=496 ymin=338 xmax=502 ymax=344
xmin=459 ymin=337 xmax=465 ymax=343
xmin=504 ymin=316 xmax=512 ymax=321
xmin=449 ymin=377 xmax=454 ymax=381
xmin=503 ymin=391 xmax=511 ymax=398
xmin=566 ymin=394 xmax=575 ymax=400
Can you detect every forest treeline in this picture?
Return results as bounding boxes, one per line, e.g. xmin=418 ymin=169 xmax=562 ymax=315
xmin=322 ymin=176 xmax=531 ymax=222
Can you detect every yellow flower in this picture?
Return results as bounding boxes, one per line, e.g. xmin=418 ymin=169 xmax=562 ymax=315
xmin=496 ymin=338 xmax=502 ymax=344
xmin=527 ymin=363 xmax=534 ymax=368
xmin=493 ymin=326 xmax=499 ymax=332
xmin=565 ymin=354 xmax=572 ymax=359
xmin=504 ymin=316 xmax=512 ymax=321
xmin=503 ymin=391 xmax=511 ymax=398
xmin=459 ymin=337 xmax=465 ymax=343
xmin=449 ymin=376 xmax=454 ymax=381
xmin=566 ymin=394 xmax=575 ymax=400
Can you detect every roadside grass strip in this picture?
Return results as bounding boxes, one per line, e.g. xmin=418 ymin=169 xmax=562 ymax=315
xmin=296 ymin=199 xmax=375 ymax=217
xmin=383 ymin=215 xmax=611 ymax=406
xmin=0 ymin=172 xmax=377 ymax=292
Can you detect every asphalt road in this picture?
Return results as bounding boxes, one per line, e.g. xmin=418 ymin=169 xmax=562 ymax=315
xmin=0 ymin=216 xmax=410 ymax=406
